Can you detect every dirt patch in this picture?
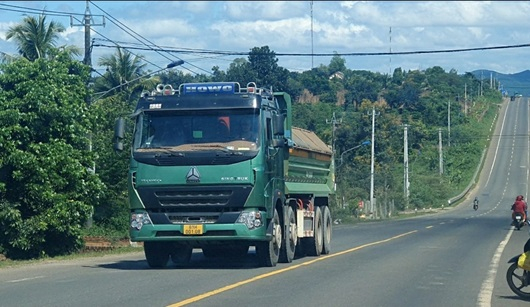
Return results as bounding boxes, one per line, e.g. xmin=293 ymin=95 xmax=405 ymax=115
xmin=83 ymin=236 xmax=134 ymax=252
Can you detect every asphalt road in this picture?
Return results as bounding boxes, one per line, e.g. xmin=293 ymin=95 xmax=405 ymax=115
xmin=0 ymin=97 xmax=529 ymax=307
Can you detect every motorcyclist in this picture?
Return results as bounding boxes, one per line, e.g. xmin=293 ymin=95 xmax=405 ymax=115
xmin=511 ymin=195 xmax=528 ymax=225
xmin=473 ymin=197 xmax=479 ymax=207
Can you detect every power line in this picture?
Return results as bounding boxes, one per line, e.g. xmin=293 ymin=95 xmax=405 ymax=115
xmin=92 ymin=38 xmax=237 ymax=64
xmin=0 ymin=3 xmax=103 ymax=18
xmin=0 ymin=2 xmax=207 ymax=75
xmin=88 ymin=2 xmax=174 ymax=63
xmin=91 ymin=41 xmax=530 ymax=57
xmin=0 ymin=3 xmax=164 ymax=72
xmin=70 ymin=15 xmax=163 ymax=70
xmin=88 ymin=1 xmax=209 ymax=76
xmin=3 ymin=2 xmax=530 ymax=71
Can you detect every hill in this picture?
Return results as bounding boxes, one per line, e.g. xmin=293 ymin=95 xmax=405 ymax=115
xmin=472 ymin=69 xmax=530 ymax=97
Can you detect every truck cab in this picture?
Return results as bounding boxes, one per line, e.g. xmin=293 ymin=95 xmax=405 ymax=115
xmin=115 ymin=82 xmax=333 ymax=268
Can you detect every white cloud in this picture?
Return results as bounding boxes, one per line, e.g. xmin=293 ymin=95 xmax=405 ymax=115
xmin=224 ymin=1 xmax=308 ymax=21
xmin=0 ymin=1 xmax=529 ymax=74
xmin=184 ymin=1 xmax=210 ymax=14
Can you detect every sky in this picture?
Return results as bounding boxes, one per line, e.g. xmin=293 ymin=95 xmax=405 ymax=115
xmin=0 ymin=1 xmax=529 ymax=79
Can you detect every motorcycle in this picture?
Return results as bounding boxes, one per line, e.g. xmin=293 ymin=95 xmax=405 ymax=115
xmin=506 ymin=238 xmax=530 ymax=300
xmin=473 ymin=200 xmax=478 ymax=211
xmin=514 ymin=212 xmax=526 ymax=231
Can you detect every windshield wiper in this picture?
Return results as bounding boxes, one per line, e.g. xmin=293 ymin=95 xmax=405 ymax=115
xmin=191 ymin=144 xmax=243 ymax=155
xmin=151 ymin=148 xmax=185 ymax=157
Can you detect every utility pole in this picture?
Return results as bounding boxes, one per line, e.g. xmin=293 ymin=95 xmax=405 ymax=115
xmin=389 ymin=26 xmax=392 ymax=75
xmin=438 ymin=128 xmax=444 ymax=175
xmin=326 ymin=112 xmax=342 ymax=158
xmin=310 ymin=1 xmax=314 ymax=69
xmin=447 ymin=99 xmax=451 ymax=147
xmin=464 ymin=83 xmax=467 ymax=116
xmin=480 ymin=71 xmax=483 ymax=96
xmin=403 ymin=125 xmax=410 ymax=209
xmin=71 ymin=1 xmax=105 ymax=67
xmin=368 ymin=107 xmax=380 ymax=218
xmin=326 ymin=112 xmax=342 ymax=195
xmin=70 ymin=1 xmax=104 ymax=180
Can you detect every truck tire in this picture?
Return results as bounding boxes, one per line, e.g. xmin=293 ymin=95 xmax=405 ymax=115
xmin=144 ymin=242 xmax=170 ymax=268
xmin=256 ymin=208 xmax=281 ymax=267
xmin=303 ymin=206 xmax=323 ymax=256
xmin=279 ymin=206 xmax=296 ymax=263
xmin=170 ymin=244 xmax=192 ymax=265
xmin=321 ymin=206 xmax=332 ymax=255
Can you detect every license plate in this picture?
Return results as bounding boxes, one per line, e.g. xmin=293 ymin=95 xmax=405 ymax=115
xmin=183 ymin=224 xmax=203 ymax=235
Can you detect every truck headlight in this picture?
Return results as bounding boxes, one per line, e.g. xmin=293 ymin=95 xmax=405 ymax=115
xmin=236 ymin=211 xmax=263 ymax=230
xmin=131 ymin=213 xmax=152 ymax=230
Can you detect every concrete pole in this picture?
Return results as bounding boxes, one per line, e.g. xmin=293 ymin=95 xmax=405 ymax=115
xmin=370 ymin=107 xmax=375 ymax=218
xmin=404 ymin=125 xmax=409 ymax=205
xmin=439 ymin=128 xmax=443 ymax=175
xmin=448 ymin=100 xmax=451 ymax=147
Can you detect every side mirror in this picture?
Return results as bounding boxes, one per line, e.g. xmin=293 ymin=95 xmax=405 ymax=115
xmin=115 ymin=117 xmax=125 ymax=139
xmin=114 ymin=117 xmax=125 ymax=152
xmin=273 ymin=114 xmax=284 ymax=136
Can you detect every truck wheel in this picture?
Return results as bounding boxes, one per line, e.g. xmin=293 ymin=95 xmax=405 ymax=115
xmin=144 ymin=242 xmax=169 ymax=268
xmin=321 ymin=206 xmax=332 ymax=255
xmin=279 ymin=206 xmax=297 ymax=263
xmin=170 ymin=244 xmax=192 ymax=265
xmin=303 ymin=206 xmax=323 ymax=256
xmin=256 ymin=208 xmax=281 ymax=267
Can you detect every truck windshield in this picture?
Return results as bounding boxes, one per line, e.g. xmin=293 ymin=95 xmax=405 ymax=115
xmin=133 ymin=112 xmax=260 ymax=152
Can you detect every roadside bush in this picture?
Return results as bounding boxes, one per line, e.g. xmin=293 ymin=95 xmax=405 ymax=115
xmin=0 ymin=55 xmax=104 ymax=259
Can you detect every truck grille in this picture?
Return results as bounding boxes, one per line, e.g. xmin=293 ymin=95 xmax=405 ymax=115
xmin=136 ymin=185 xmax=252 ymax=224
xmin=156 ymin=190 xmax=232 ymax=206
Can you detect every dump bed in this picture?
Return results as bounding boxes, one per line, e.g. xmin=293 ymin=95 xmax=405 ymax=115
xmin=285 ymin=127 xmax=334 ymax=196
xmin=291 ymin=127 xmax=332 ymax=155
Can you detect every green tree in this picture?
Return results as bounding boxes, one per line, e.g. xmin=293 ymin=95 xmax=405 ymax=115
xmin=0 ymin=52 xmax=104 ymax=259
xmin=93 ymin=47 xmax=151 ymax=103
xmin=5 ymin=14 xmax=73 ymax=61
xmin=329 ymin=53 xmax=346 ymax=74
xmin=89 ymin=95 xmax=132 ymax=236
xmin=226 ymin=57 xmax=255 ymax=86
xmin=247 ymin=46 xmax=289 ymax=91
xmin=88 ymin=48 xmax=158 ymax=235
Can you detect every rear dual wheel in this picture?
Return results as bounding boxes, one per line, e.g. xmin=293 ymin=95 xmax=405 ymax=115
xmin=303 ymin=206 xmax=323 ymax=256
xmin=321 ymin=206 xmax=332 ymax=255
xmin=279 ymin=206 xmax=297 ymax=263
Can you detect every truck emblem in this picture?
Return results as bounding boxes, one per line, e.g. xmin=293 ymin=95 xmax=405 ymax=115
xmin=182 ymin=82 xmax=236 ymax=95
xmin=186 ymin=167 xmax=200 ymax=183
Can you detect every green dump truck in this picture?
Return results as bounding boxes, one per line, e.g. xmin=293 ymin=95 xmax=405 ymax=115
xmin=114 ymin=81 xmax=335 ymax=268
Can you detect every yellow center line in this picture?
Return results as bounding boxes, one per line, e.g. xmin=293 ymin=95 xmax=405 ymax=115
xmin=167 ymin=230 xmax=417 ymax=307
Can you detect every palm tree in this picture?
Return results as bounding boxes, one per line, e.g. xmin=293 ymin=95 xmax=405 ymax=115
xmin=94 ymin=47 xmax=156 ymax=102
xmin=6 ymin=14 xmax=68 ymax=61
